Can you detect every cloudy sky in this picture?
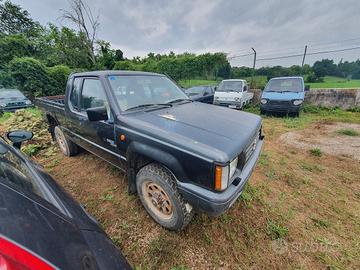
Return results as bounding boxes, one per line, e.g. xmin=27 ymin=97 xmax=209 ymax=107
xmin=12 ymin=0 xmax=360 ymax=67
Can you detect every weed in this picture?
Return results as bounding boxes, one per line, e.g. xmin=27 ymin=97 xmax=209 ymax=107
xmin=0 ymin=112 xmax=12 ymax=124
xmin=22 ymin=144 xmax=41 ymax=156
xmin=309 ymin=148 xmax=322 ymax=157
xmin=300 ymin=162 xmax=324 ymax=173
xmin=266 ymin=220 xmax=288 ymax=239
xmin=102 ymin=193 xmax=114 ymax=201
xmin=203 ymin=231 xmax=213 ymax=245
xmin=311 ymin=217 xmax=330 ymax=228
xmin=337 ymin=128 xmax=359 ymax=136
xmin=265 ymin=166 xmax=276 ymax=180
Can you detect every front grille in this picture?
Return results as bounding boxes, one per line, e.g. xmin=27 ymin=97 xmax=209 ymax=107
xmin=238 ymin=128 xmax=261 ymax=170
xmin=6 ymin=101 xmax=26 ymax=107
xmin=267 ymin=100 xmax=291 ymax=106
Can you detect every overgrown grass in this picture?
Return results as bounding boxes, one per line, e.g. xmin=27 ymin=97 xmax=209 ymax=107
xmin=179 ymin=79 xmax=219 ymax=88
xmin=266 ymin=220 xmax=289 ymax=239
xmin=307 ymin=76 xmax=360 ymax=89
xmin=337 ymin=128 xmax=359 ymax=136
xmin=0 ymin=112 xmax=12 ymax=124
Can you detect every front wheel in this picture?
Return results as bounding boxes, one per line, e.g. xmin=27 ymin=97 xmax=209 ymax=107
xmin=136 ymin=163 xmax=194 ymax=231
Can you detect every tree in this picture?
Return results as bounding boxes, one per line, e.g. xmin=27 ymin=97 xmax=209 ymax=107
xmin=0 ymin=0 xmax=40 ymax=36
xmin=61 ymin=0 xmax=99 ymax=66
xmin=41 ymin=25 xmax=92 ymax=69
xmin=0 ymin=34 xmax=32 ymax=67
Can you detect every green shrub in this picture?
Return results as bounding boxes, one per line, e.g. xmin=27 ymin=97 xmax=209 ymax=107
xmin=46 ymin=65 xmax=71 ymax=95
xmin=8 ymin=57 xmax=51 ymax=98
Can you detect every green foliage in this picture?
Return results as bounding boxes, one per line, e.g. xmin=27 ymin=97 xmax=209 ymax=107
xmin=0 ymin=34 xmax=32 ymax=66
xmin=0 ymin=0 xmax=41 ymax=36
xmin=266 ymin=220 xmax=289 ymax=239
xmin=46 ymin=65 xmax=71 ymax=94
xmin=22 ymin=143 xmax=41 ymax=156
xmin=8 ymin=57 xmax=51 ymax=97
xmin=309 ymin=148 xmax=322 ymax=157
xmin=337 ymin=128 xmax=359 ymax=136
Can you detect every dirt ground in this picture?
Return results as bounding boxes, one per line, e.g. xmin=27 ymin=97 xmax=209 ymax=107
xmin=279 ymin=122 xmax=360 ymax=160
xmin=1 ymin=109 xmax=360 ymax=269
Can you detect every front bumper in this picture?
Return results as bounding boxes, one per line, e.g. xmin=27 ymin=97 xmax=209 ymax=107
xmin=177 ymin=137 xmax=264 ymax=216
xmin=0 ymin=104 xmax=34 ymax=112
xmin=260 ymin=102 xmax=300 ymax=113
xmin=213 ymin=100 xmax=242 ymax=109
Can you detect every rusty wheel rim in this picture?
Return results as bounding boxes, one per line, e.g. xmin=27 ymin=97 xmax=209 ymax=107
xmin=142 ymin=180 xmax=173 ymax=220
xmin=55 ymin=128 xmax=67 ymax=154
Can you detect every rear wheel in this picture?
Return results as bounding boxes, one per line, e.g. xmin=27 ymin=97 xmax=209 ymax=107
xmin=136 ymin=163 xmax=194 ymax=231
xmin=54 ymin=126 xmax=78 ymax=156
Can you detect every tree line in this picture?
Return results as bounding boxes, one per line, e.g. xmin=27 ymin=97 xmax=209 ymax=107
xmin=1 ymin=0 xmax=359 ymax=98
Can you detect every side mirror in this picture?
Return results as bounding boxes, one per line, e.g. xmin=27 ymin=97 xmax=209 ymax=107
xmin=6 ymin=130 xmax=33 ymax=149
xmin=86 ymin=106 xmax=108 ymax=122
xmin=203 ymin=92 xmax=209 ymax=96
xmin=214 ymin=86 xmax=217 ymax=91
xmin=305 ymin=85 xmax=310 ymax=91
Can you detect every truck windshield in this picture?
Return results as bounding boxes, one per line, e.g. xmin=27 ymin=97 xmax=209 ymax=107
xmin=264 ymin=78 xmax=303 ymax=92
xmin=217 ymin=81 xmax=243 ymax=92
xmin=185 ymin=86 xmax=205 ymax=96
xmin=107 ymin=75 xmax=189 ymax=111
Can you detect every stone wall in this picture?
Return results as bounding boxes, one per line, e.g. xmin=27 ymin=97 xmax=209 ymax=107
xmin=249 ymin=88 xmax=360 ymax=109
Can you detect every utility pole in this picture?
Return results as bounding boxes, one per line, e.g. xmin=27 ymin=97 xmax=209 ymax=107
xmin=301 ymin=45 xmax=307 ymax=75
xmin=251 ymin=47 xmax=256 ymax=88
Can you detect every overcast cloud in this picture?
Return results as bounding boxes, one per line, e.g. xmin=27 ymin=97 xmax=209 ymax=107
xmin=12 ymin=0 xmax=360 ymax=67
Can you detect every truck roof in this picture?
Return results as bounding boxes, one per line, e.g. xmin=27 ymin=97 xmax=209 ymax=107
xmin=269 ymin=76 xmax=304 ymax=80
xmin=221 ymin=79 xmax=247 ymax=82
xmin=71 ymin=70 xmax=164 ymax=77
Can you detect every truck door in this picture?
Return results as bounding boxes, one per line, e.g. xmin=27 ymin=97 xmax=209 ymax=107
xmin=73 ymin=78 xmax=125 ymax=169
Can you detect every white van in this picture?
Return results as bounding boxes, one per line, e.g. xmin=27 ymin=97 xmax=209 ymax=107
xmin=213 ymin=79 xmax=253 ymax=109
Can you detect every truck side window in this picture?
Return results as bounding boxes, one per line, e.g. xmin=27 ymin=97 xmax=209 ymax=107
xmin=80 ymin=79 xmax=106 ymax=110
xmin=69 ymin=78 xmax=81 ymax=110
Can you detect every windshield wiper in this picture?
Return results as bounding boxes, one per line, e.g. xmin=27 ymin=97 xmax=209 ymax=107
xmin=125 ymin=103 xmax=172 ymax=111
xmin=167 ymin=98 xmax=192 ymax=104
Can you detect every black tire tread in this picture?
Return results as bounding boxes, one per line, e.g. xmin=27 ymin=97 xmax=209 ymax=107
xmin=137 ymin=163 xmax=193 ymax=231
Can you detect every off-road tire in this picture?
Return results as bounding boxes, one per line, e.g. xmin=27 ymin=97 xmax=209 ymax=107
xmin=136 ymin=163 xmax=194 ymax=231
xmin=54 ymin=126 xmax=78 ymax=157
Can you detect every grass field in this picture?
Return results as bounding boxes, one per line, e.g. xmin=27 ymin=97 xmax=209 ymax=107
xmin=179 ymin=76 xmax=360 ymax=89
xmin=1 ymin=107 xmax=359 ymax=269
xmin=307 ymin=76 xmax=360 ymax=89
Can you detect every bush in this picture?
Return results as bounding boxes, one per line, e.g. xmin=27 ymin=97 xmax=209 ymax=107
xmin=46 ymin=65 xmax=71 ymax=95
xmin=8 ymin=57 xmax=51 ymax=98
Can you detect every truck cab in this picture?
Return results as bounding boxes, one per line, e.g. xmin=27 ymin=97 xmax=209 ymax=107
xmin=260 ymin=76 xmax=307 ymax=117
xmin=213 ymin=79 xmax=252 ymax=109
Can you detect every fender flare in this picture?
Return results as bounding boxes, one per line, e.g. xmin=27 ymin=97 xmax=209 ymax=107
xmin=125 ymin=141 xmax=188 ymax=193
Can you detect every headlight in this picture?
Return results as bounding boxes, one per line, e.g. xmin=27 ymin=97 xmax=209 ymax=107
xmin=234 ymin=97 xmax=240 ymax=101
xmin=25 ymin=100 xmax=32 ymax=105
xmin=260 ymin=98 xmax=268 ymax=104
xmin=215 ymin=157 xmax=238 ymax=191
xmin=215 ymin=96 xmax=219 ymax=100
xmin=293 ymin=99 xmax=303 ymax=106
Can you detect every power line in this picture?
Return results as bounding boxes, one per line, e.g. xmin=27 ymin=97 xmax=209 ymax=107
xmin=256 ymin=45 xmax=360 ymax=61
xmin=228 ymin=36 xmax=360 ymax=60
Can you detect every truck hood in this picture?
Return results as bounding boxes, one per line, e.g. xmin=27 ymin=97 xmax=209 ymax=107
xmin=214 ymin=91 xmax=243 ymax=101
xmin=261 ymin=91 xmax=304 ymax=100
xmin=124 ymin=102 xmax=262 ymax=162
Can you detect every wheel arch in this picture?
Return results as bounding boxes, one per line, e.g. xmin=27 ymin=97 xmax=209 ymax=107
xmin=125 ymin=141 xmax=187 ymax=194
xmin=46 ymin=114 xmax=59 ymax=140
